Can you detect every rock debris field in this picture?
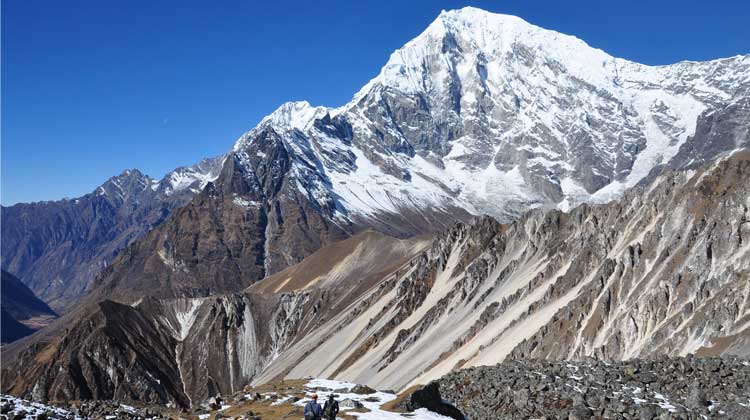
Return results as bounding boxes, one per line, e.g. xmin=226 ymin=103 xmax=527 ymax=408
xmin=432 ymin=356 xmax=750 ymax=419
xmin=4 ymin=357 xmax=750 ymax=419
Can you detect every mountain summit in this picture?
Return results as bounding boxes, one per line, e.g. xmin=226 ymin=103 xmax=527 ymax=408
xmin=231 ymin=7 xmax=749 ymax=223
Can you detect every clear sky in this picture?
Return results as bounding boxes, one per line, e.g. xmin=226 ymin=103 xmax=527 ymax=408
xmin=2 ymin=0 xmax=749 ymax=205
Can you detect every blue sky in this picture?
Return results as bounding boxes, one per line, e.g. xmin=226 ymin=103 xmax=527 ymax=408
xmin=2 ymin=0 xmax=749 ymax=205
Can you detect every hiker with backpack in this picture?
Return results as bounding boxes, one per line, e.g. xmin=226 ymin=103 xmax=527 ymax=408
xmin=323 ymin=394 xmax=339 ymax=420
xmin=304 ymin=393 xmax=324 ymax=420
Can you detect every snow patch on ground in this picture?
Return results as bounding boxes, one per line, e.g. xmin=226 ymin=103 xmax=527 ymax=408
xmin=233 ymin=196 xmax=260 ymax=208
xmin=294 ymin=379 xmax=454 ymax=420
xmin=165 ymin=168 xmax=219 ymax=195
xmin=171 ymin=298 xmax=204 ymax=341
xmin=1 ymin=395 xmax=85 ymax=420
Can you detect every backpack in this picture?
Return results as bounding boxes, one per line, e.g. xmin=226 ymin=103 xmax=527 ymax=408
xmin=304 ymin=402 xmax=316 ymax=420
xmin=324 ymin=400 xmax=338 ymax=418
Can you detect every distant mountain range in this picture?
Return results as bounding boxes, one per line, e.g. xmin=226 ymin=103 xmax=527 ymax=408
xmin=2 ymin=7 xmax=749 ymax=410
xmin=1 ymin=157 xmax=224 ymax=312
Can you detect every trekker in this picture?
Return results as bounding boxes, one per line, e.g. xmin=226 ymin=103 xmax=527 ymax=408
xmin=323 ymin=394 xmax=339 ymax=420
xmin=304 ymin=393 xmax=324 ymax=420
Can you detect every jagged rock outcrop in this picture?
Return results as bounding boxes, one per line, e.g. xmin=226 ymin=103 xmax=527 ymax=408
xmin=3 ymin=299 xmax=189 ymax=406
xmin=1 ymin=157 xmax=223 ymax=312
xmin=86 ymin=127 xmax=355 ymax=303
xmin=643 ymin=88 xmax=750 ymax=183
xmin=404 ymin=382 xmax=465 ymax=420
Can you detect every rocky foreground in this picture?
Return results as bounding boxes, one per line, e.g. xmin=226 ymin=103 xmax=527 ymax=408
xmin=410 ymin=356 xmax=750 ymax=419
xmin=2 ymin=378 xmax=447 ymax=420
xmin=4 ymin=357 xmax=750 ymax=419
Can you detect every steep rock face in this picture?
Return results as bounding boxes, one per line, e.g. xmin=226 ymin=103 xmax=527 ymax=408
xmin=2 ymin=232 xmax=429 ymax=405
xmin=3 ymin=300 xmax=189 ymax=406
xmin=253 ymin=151 xmax=750 ymax=391
xmin=88 ymin=126 xmax=357 ymax=302
xmin=1 ymin=157 xmax=224 ymax=312
xmin=661 ymin=90 xmax=750 ymax=172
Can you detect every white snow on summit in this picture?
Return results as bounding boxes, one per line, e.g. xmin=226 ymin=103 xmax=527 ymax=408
xmin=260 ymin=101 xmax=328 ymax=132
xmin=159 ymin=156 xmax=226 ymax=195
xmin=228 ymin=7 xmax=750 ymax=221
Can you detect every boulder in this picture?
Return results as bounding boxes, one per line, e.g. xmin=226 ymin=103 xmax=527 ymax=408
xmin=406 ymin=382 xmax=465 ymax=420
xmin=350 ymin=385 xmax=376 ymax=395
xmin=339 ymin=399 xmax=364 ymax=410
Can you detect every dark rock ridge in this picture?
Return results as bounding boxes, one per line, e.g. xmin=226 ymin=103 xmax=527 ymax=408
xmin=431 ymin=357 xmax=750 ymax=419
xmin=86 ymin=129 xmax=350 ymax=303
xmin=0 ymin=310 xmax=35 ymax=345
xmin=85 ymin=121 xmax=467 ymax=305
xmin=1 ymin=157 xmax=223 ymax=313
xmin=1 ymin=270 xmax=57 ymax=343
xmin=1 ymin=232 xmax=429 ymax=407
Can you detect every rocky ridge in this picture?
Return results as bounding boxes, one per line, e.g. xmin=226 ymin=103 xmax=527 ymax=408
xmin=253 ymin=150 xmax=750 ymax=391
xmin=1 ymin=232 xmax=430 ymax=407
xmin=1 ymin=157 xmax=224 ymax=312
xmin=426 ymin=356 xmax=750 ymax=419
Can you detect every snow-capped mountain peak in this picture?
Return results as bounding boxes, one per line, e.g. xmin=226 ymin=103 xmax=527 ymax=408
xmin=158 ymin=155 xmax=226 ymax=196
xmin=226 ymin=8 xmax=749 ymax=223
xmin=260 ymin=100 xmax=328 ymax=132
xmin=358 ymin=7 xmax=617 ymax=99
